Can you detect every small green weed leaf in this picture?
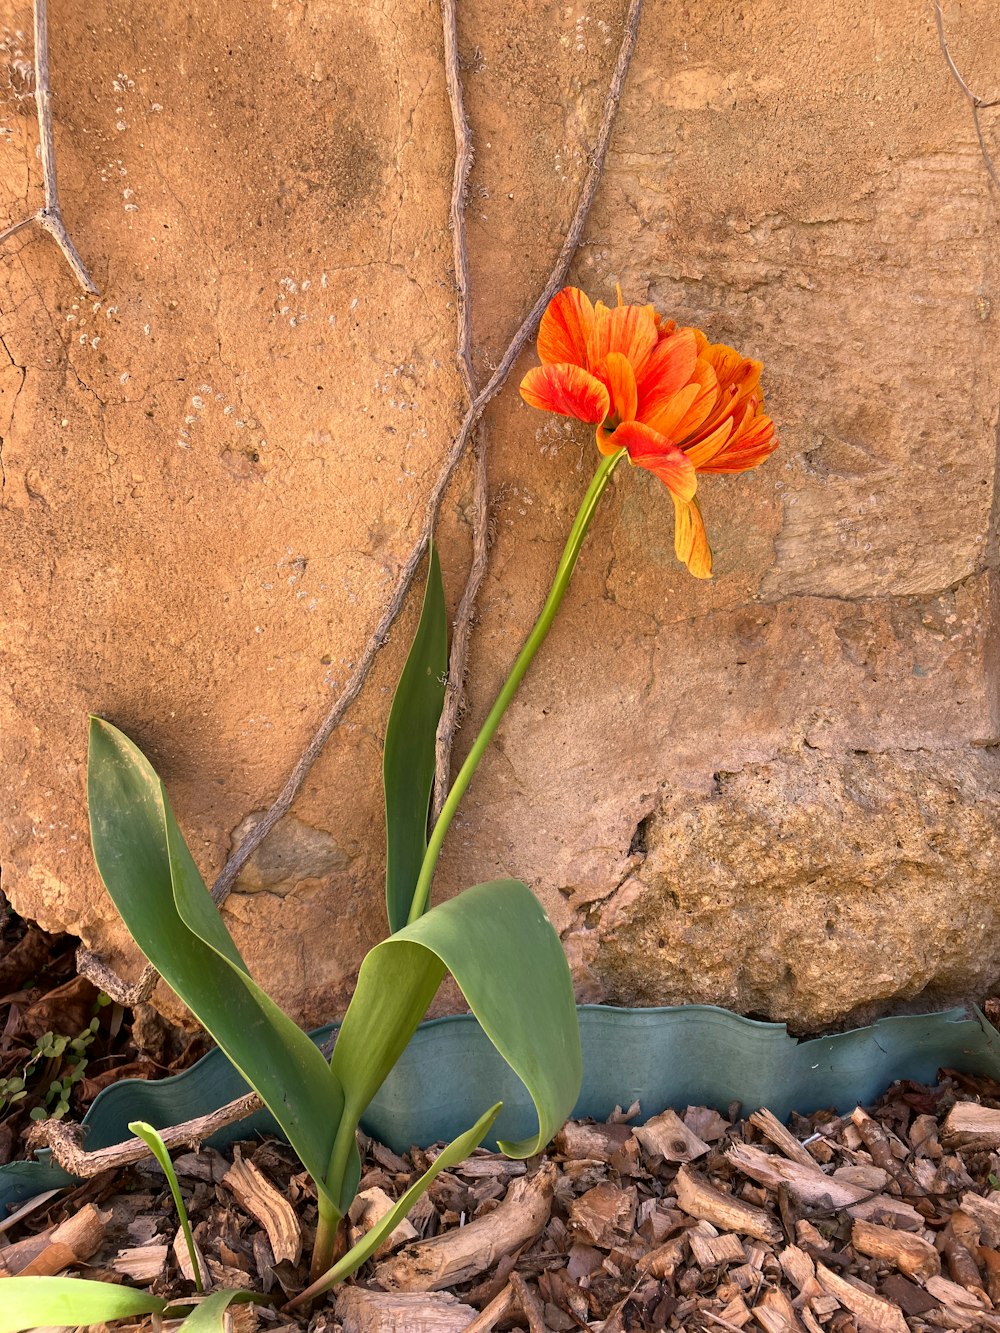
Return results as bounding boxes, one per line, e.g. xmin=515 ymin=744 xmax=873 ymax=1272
xmin=293 ymin=1101 xmax=501 ymax=1306
xmin=0 ymin=1277 xmax=166 ymax=1333
xmin=130 ymin=1120 xmax=202 ymax=1290
xmin=383 ymin=542 xmax=448 ymax=932
xmin=88 ymin=718 xmax=349 ymax=1211
xmin=170 ymin=1288 xmax=261 ymax=1331
xmin=333 ymin=879 xmax=581 ymax=1158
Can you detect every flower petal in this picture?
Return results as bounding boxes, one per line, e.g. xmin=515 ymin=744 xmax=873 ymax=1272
xmin=519 ymin=363 xmax=610 ymax=423
xmin=643 ymin=359 xmax=719 ymax=443
xmin=587 ymin=301 xmax=659 ymax=374
xmin=600 ymin=351 xmax=638 ymax=423
xmin=537 ymin=288 xmax=596 ymax=367
xmin=614 ymin=421 xmax=697 ymax=502
xmin=698 ymin=409 xmax=778 ymax=473
xmin=634 ymin=329 xmax=698 ymax=420
xmin=596 ymin=423 xmax=619 ymax=456
xmin=672 ymin=495 xmax=713 ymax=579
xmin=684 ymin=417 xmax=734 ymax=470
xmin=694 ymin=346 xmax=764 ymax=436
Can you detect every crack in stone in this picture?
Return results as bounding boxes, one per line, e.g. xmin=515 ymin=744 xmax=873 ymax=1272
xmin=0 ymin=330 xmax=26 ymax=498
xmin=663 ymin=567 xmax=994 ymax=633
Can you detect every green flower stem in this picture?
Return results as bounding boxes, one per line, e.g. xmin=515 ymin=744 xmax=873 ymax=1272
xmin=315 ymin=1092 xmax=363 ymax=1278
xmin=311 ymin=1196 xmax=343 ymax=1283
xmin=407 ymin=446 xmax=626 ymax=925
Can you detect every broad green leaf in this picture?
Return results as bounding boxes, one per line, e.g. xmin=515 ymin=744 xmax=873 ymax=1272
xmin=171 ymin=1289 xmax=261 ymax=1331
xmin=383 ymin=542 xmax=448 ymax=931
xmin=333 ymin=879 xmax=581 ymax=1158
xmin=293 ymin=1101 xmax=501 ymax=1305
xmin=0 ymin=1277 xmax=166 ymax=1333
xmin=130 ymin=1120 xmax=202 ymax=1290
xmin=88 ymin=718 xmax=351 ymax=1212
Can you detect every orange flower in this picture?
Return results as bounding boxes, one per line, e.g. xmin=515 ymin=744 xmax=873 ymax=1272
xmin=519 ymin=287 xmax=778 ymax=578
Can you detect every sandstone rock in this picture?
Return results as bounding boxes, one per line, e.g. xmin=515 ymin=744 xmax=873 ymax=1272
xmin=0 ymin=0 xmax=998 ymax=1033
xmin=591 ymin=747 xmax=1000 ymax=1029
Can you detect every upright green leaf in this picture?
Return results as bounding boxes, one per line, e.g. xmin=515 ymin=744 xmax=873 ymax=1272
xmin=383 ymin=543 xmax=448 ymax=931
xmin=130 ymin=1120 xmax=202 ymax=1290
xmin=333 ymin=879 xmax=582 ymax=1158
xmin=0 ymin=1278 xmax=166 ymax=1333
xmin=88 ymin=718 xmax=351 ymax=1212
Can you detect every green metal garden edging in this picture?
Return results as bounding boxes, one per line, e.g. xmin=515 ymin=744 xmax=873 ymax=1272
xmin=3 ymin=1002 xmax=999 ymax=1215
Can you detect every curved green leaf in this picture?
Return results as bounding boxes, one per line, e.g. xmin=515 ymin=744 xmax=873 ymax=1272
xmin=88 ymin=718 xmax=349 ymax=1211
xmin=383 ymin=542 xmax=448 ymax=932
xmin=293 ymin=1101 xmax=501 ymax=1306
xmin=130 ymin=1120 xmax=202 ymax=1290
xmin=333 ymin=879 xmax=581 ymax=1157
xmin=0 ymin=1277 xmax=166 ymax=1333
xmin=172 ymin=1289 xmax=261 ymax=1331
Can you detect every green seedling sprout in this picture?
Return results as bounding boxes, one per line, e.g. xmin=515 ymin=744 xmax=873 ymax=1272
xmin=129 ymin=1120 xmax=203 ymax=1292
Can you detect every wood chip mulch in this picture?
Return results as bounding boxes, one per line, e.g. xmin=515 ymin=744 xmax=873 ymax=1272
xmin=9 ymin=1069 xmax=1000 ymax=1331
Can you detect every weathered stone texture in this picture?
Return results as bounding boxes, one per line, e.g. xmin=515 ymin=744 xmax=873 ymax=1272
xmin=586 ymin=748 xmax=1000 ymax=1029
xmin=1 ymin=0 xmax=998 ymax=1031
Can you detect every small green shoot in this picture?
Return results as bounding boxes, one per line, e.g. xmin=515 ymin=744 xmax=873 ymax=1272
xmin=129 ymin=1120 xmax=203 ymax=1291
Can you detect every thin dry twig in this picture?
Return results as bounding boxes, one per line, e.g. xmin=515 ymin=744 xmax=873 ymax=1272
xmin=432 ymin=0 xmax=486 ymax=823
xmin=440 ymin=0 xmax=476 ymax=403
xmin=208 ymin=0 xmax=646 ymax=905
xmin=26 ymin=1091 xmax=262 ymax=1178
xmin=509 ymin=1272 xmax=548 ymax=1333
xmin=432 ymin=0 xmax=645 ymax=818
xmin=0 ymin=0 xmax=98 ymax=293
xmin=933 ymin=0 xmax=1000 ymax=192
xmin=75 ymin=945 xmax=159 ymax=1010
xmin=459 ymin=1283 xmax=517 ymax=1333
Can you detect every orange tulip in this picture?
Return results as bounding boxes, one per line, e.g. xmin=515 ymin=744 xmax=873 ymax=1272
xmin=519 ymin=287 xmax=778 ymax=578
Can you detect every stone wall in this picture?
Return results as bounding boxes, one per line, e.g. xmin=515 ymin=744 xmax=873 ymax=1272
xmin=1 ymin=0 xmax=997 ymax=1032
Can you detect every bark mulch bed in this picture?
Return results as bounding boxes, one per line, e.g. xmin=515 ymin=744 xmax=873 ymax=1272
xmin=8 ymin=1069 xmax=1000 ymax=1332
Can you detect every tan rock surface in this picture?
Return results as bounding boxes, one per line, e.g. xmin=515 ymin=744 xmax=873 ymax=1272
xmin=1 ymin=0 xmax=998 ymax=1031
xmin=589 ymin=746 xmax=1000 ymax=1027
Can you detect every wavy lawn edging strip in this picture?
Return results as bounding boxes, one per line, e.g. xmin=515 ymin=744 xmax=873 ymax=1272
xmin=3 ymin=1002 xmax=998 ymax=1215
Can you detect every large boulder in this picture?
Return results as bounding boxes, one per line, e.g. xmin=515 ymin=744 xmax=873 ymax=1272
xmin=1 ymin=0 xmax=997 ymax=1031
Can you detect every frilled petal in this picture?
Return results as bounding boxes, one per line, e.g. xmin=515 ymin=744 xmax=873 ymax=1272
xmin=635 ymin=329 xmax=699 ymax=424
xmin=684 ymin=417 xmax=735 ymax=470
xmin=695 ymin=346 xmax=764 ymax=436
xmin=698 ymin=408 xmax=778 ymax=474
xmin=704 ymin=342 xmax=754 ymax=385
xmin=537 ymin=287 xmax=596 ymax=367
xmin=672 ymin=495 xmax=712 ymax=579
xmin=643 ymin=359 xmax=717 ymax=443
xmin=599 ymin=351 xmax=638 ymax=423
xmin=614 ymin=421 xmax=697 ymax=502
xmin=587 ymin=301 xmax=659 ymax=374
xmin=519 ymin=363 xmax=610 ymax=424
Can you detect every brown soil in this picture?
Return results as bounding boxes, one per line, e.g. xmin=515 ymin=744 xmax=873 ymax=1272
xmin=0 ymin=893 xmax=208 ymax=1166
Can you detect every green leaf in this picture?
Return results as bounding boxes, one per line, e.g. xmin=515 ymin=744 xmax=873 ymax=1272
xmin=293 ymin=1101 xmax=501 ymax=1305
xmin=333 ymin=879 xmax=581 ymax=1157
xmin=170 ymin=1289 xmax=260 ymax=1331
xmin=130 ymin=1120 xmax=202 ymax=1291
xmin=88 ymin=718 xmax=351 ymax=1212
xmin=0 ymin=1277 xmax=166 ymax=1333
xmin=383 ymin=542 xmax=448 ymax=932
